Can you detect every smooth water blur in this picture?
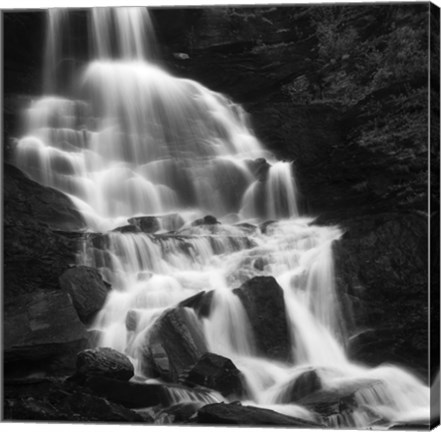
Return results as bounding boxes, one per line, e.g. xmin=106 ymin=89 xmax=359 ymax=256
xmin=14 ymin=6 xmax=430 ymax=428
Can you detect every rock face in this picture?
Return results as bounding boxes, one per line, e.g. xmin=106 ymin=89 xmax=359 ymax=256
xmin=327 ymin=212 xmax=429 ymax=376
xmin=76 ymin=348 xmax=134 ymax=381
xmin=4 ymin=290 xmax=88 ymax=375
xmin=186 ymin=353 xmax=244 ymax=398
xmin=59 ymin=266 xmax=109 ymax=324
xmin=197 ymin=402 xmax=319 ymax=427
xmin=145 ymin=307 xmax=208 ymax=382
xmin=128 ymin=216 xmax=160 ymax=233
xmin=234 ymin=276 xmax=291 ymax=362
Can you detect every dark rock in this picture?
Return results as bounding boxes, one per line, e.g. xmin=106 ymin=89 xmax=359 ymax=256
xmin=253 ymin=257 xmax=267 ymax=271
xmin=328 ymin=212 xmax=429 ymax=376
xmin=197 ymin=402 xmax=320 ymax=426
xmin=126 ymin=310 xmax=140 ymax=332
xmin=185 ymin=352 xmax=244 ymax=398
xmin=59 ymin=266 xmax=109 ymax=324
xmin=274 ymin=368 xmax=322 ymax=403
xmin=234 ymin=222 xmax=258 ymax=235
xmin=192 ymin=215 xmax=220 ymax=226
xmin=159 ymin=401 xmax=202 ymax=423
xmin=81 ymin=375 xmax=169 ymax=408
xmin=145 ymin=307 xmax=208 ymax=382
xmin=178 ymin=290 xmax=214 ymax=318
xmin=233 ymin=276 xmax=291 ymax=362
xmin=76 ymin=347 xmax=134 ymax=381
xmin=4 ymin=163 xmax=86 ymax=231
xmin=246 ymin=158 xmax=270 ymax=181
xmin=128 ymin=216 xmax=160 ymax=233
xmin=4 ymin=377 xmax=147 ymax=423
xmin=112 ymin=224 xmax=140 ymax=233
xmin=260 ymin=220 xmax=277 ymax=234
xmin=298 ymin=378 xmax=384 ymax=424
xmin=4 ymin=290 xmax=88 ymax=375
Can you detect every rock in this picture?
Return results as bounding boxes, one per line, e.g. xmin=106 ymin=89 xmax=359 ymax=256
xmin=76 ymin=347 xmax=134 ymax=381
xmin=298 ymin=378 xmax=383 ymax=421
xmin=178 ymin=291 xmax=214 ymax=318
xmin=159 ymin=401 xmax=202 ymax=423
xmin=274 ymin=368 xmax=322 ymax=403
xmin=246 ymin=158 xmax=270 ymax=181
xmin=260 ymin=220 xmax=277 ymax=234
xmin=4 ymin=290 xmax=88 ymax=375
xmin=4 ymin=378 xmax=147 ymax=423
xmin=80 ymin=375 xmax=169 ymax=408
xmin=112 ymin=224 xmax=140 ymax=233
xmin=3 ymin=163 xmax=86 ymax=231
xmin=128 ymin=216 xmax=160 ymax=233
xmin=328 ymin=212 xmax=429 ymax=376
xmin=234 ymin=222 xmax=258 ymax=235
xmin=197 ymin=402 xmax=319 ymax=426
xmin=59 ymin=266 xmax=109 ymax=324
xmin=145 ymin=307 xmax=208 ymax=382
xmin=185 ymin=352 xmax=244 ymax=398
xmin=233 ymin=276 xmax=291 ymax=362
xmin=192 ymin=215 xmax=220 ymax=226
xmin=126 ymin=310 xmax=140 ymax=332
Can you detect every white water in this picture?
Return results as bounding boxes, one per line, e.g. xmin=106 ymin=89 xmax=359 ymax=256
xmin=14 ymin=7 xmax=430 ymax=428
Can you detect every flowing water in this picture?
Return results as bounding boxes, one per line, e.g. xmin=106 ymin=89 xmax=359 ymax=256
xmin=13 ymin=7 xmax=430 ymax=428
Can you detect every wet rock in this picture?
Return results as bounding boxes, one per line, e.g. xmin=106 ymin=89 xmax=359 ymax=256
xmin=112 ymin=224 xmax=140 ymax=233
xmin=329 ymin=212 xmax=429 ymax=376
xmin=4 ymin=163 xmax=86 ymax=231
xmin=159 ymin=213 xmax=186 ymax=231
xmin=4 ymin=290 xmax=88 ymax=375
xmin=246 ymin=158 xmax=270 ymax=182
xmin=4 ymin=377 xmax=147 ymax=423
xmin=197 ymin=402 xmax=320 ymax=426
xmin=275 ymin=368 xmax=322 ymax=403
xmin=4 ymin=165 xmax=82 ymax=298
xmin=145 ymin=307 xmax=208 ymax=382
xmin=159 ymin=401 xmax=202 ymax=423
xmin=185 ymin=353 xmax=244 ymax=398
xmin=128 ymin=216 xmax=160 ymax=233
xmin=76 ymin=347 xmax=134 ymax=381
xmin=234 ymin=276 xmax=291 ymax=362
xmin=298 ymin=378 xmax=383 ymax=422
xmin=80 ymin=375 xmax=169 ymax=408
xmin=192 ymin=215 xmax=220 ymax=226
xmin=234 ymin=222 xmax=258 ymax=235
xmin=260 ymin=220 xmax=277 ymax=234
xmin=178 ymin=291 xmax=214 ymax=318
xmin=59 ymin=266 xmax=109 ymax=324
xmin=126 ymin=310 xmax=140 ymax=332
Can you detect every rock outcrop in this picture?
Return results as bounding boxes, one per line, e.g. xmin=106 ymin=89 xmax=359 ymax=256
xmin=59 ymin=266 xmax=109 ymax=324
xmin=234 ymin=276 xmax=291 ymax=362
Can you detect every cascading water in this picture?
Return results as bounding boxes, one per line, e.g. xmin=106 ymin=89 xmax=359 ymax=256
xmin=14 ymin=7 xmax=430 ymax=428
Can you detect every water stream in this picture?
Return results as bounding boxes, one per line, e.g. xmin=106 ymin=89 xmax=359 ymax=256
xmin=13 ymin=7 xmax=430 ymax=428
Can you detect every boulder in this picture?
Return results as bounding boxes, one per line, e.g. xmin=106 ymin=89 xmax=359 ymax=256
xmin=145 ymin=307 xmax=208 ymax=382
xmin=178 ymin=290 xmax=214 ymax=318
xmin=298 ymin=378 xmax=383 ymax=422
xmin=192 ymin=215 xmax=220 ymax=226
xmin=76 ymin=347 xmax=134 ymax=381
xmin=128 ymin=216 xmax=160 ymax=233
xmin=246 ymin=158 xmax=270 ymax=182
xmin=233 ymin=276 xmax=291 ymax=362
xmin=274 ymin=368 xmax=322 ymax=403
xmin=59 ymin=266 xmax=109 ymax=324
xmin=197 ymin=402 xmax=319 ymax=426
xmin=4 ymin=290 xmax=88 ymax=375
xmin=3 ymin=377 xmax=147 ymax=423
xmin=126 ymin=310 xmax=140 ymax=332
xmin=112 ymin=224 xmax=140 ymax=233
xmin=3 ymin=163 xmax=86 ymax=231
xmin=80 ymin=375 xmax=169 ymax=408
xmin=185 ymin=352 xmax=244 ymax=398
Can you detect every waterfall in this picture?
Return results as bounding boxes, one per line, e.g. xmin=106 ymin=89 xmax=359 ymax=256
xmin=13 ymin=6 xmax=430 ymax=428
